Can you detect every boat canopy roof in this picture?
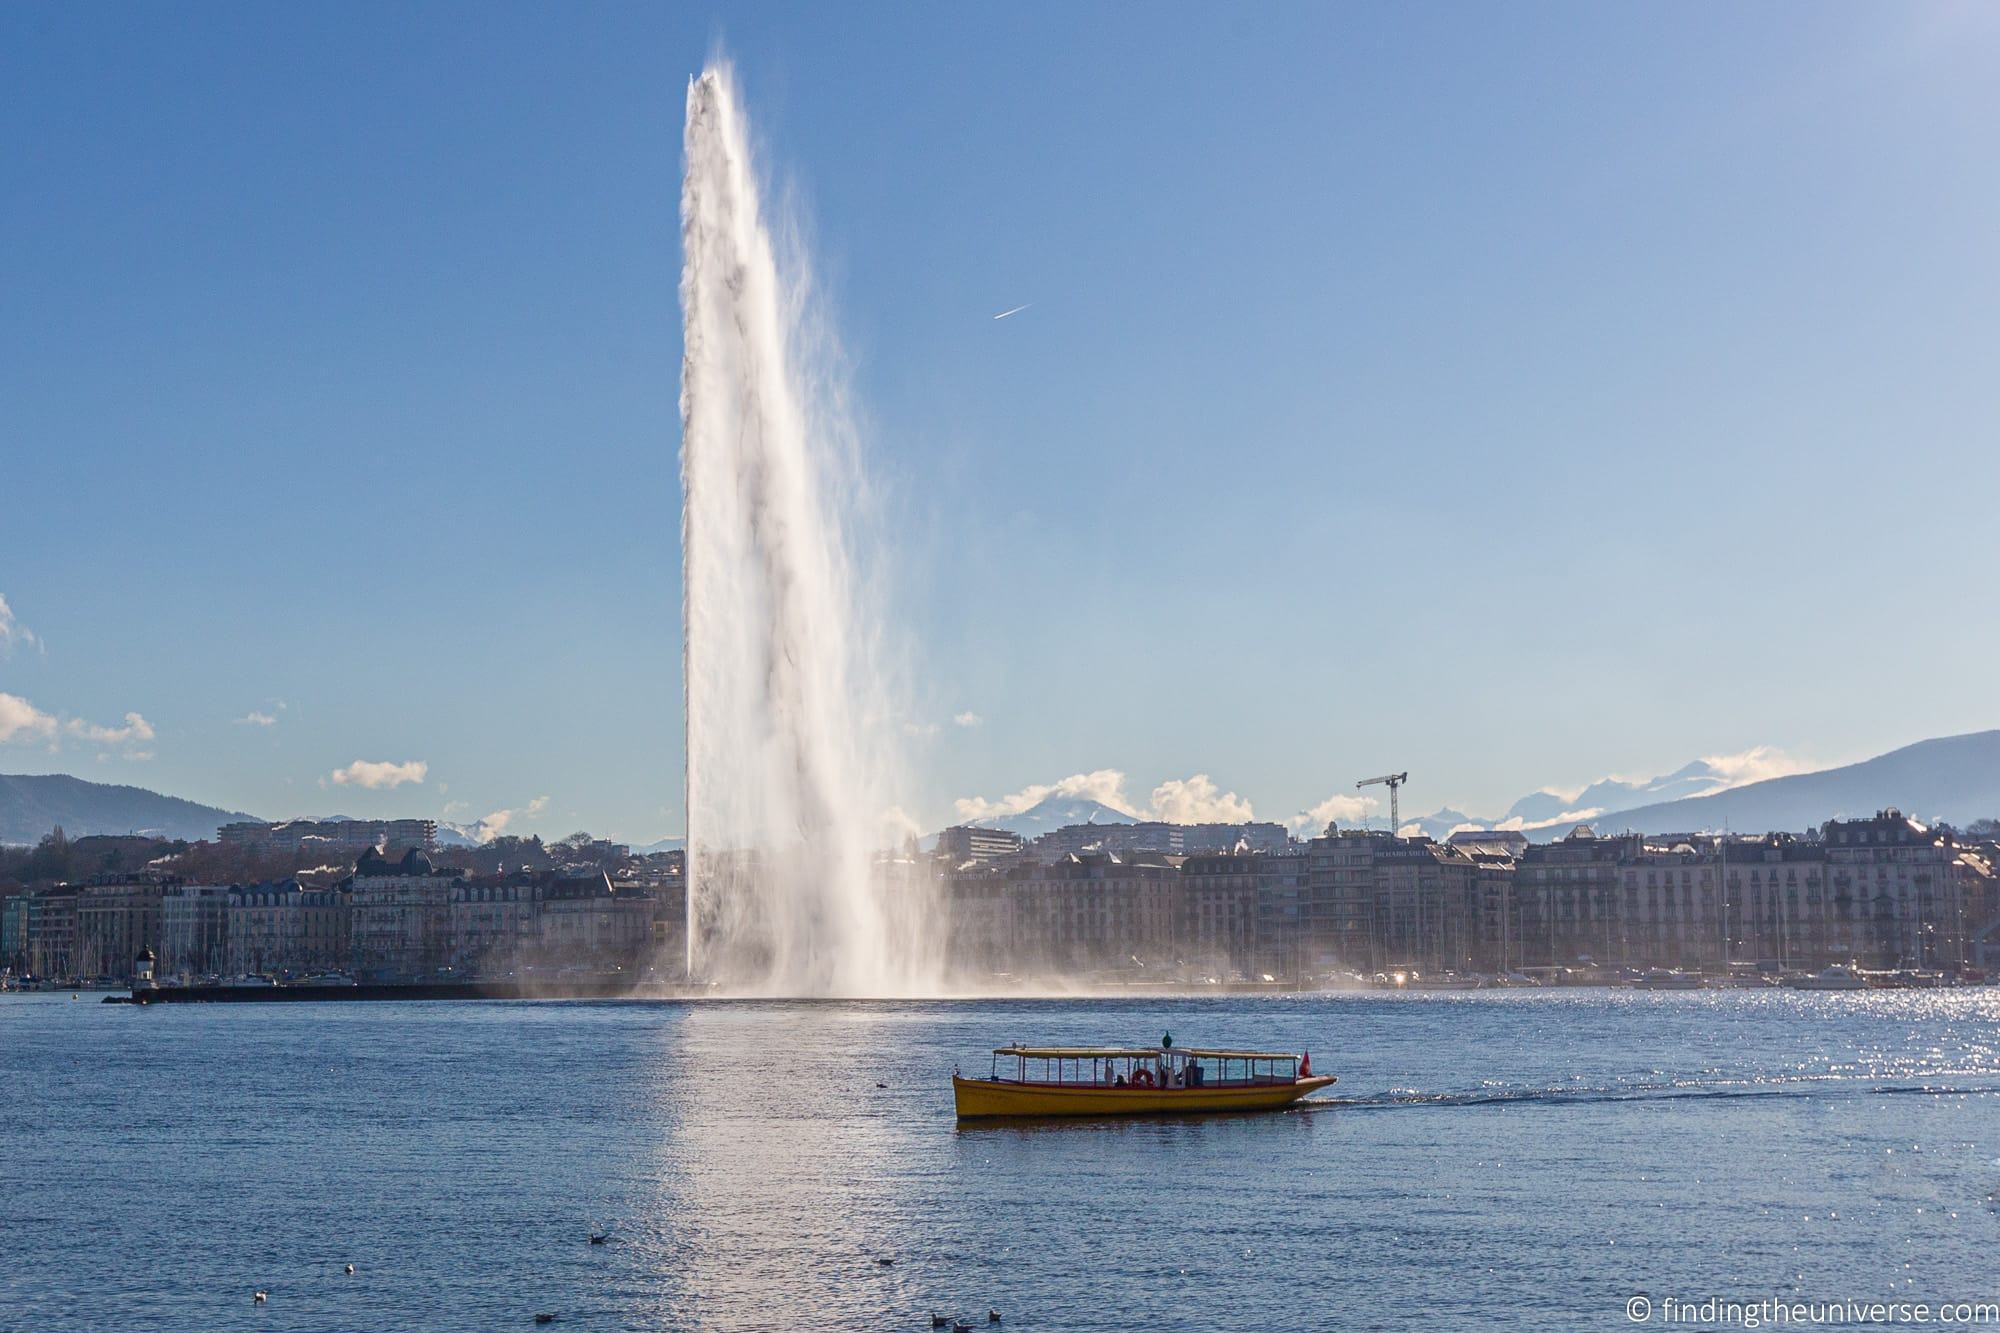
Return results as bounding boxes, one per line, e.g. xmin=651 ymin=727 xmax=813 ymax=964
xmin=990 ymin=1045 xmax=1300 ymax=1061
xmin=991 ymin=1046 xmax=1160 ymax=1059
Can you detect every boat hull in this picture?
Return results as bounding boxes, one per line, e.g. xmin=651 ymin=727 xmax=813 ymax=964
xmin=953 ymin=1075 xmax=1336 ymax=1119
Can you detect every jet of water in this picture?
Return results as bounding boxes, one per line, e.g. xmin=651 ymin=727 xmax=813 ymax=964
xmin=680 ymin=63 xmax=932 ymax=996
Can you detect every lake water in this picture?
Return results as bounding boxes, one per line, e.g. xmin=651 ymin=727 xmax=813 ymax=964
xmin=3 ymin=990 xmax=1998 ymax=1330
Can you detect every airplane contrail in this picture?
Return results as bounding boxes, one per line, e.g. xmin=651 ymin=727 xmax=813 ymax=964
xmin=992 ymin=303 xmax=1031 ymax=321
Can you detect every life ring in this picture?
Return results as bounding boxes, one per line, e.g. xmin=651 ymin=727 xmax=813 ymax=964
xmin=1131 ymin=1068 xmax=1156 ymax=1089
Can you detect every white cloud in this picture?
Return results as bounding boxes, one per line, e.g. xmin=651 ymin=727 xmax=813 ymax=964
xmin=0 ymin=693 xmax=58 ymax=745
xmin=236 ymin=710 xmax=278 ymax=727
xmin=0 ymin=595 xmax=40 ymax=656
xmin=1148 ymin=774 xmax=1254 ymax=824
xmin=3 ymin=695 xmax=156 ymax=755
xmin=1702 ymin=745 xmax=1816 ymax=789
xmin=330 ymin=759 xmax=428 ymax=790
xmin=1468 ymin=806 xmax=1607 ymax=835
xmin=1285 ymin=793 xmax=1382 ymax=836
xmin=473 ymin=794 xmax=550 ymax=843
xmin=952 ymin=711 xmax=983 ymax=729
xmin=954 ymin=769 xmax=1258 ymax=827
xmin=65 ymin=712 xmax=155 ymax=746
xmin=955 ymin=769 xmax=1139 ymax=823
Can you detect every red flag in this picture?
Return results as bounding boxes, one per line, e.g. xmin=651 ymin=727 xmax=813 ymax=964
xmin=1300 ymin=1050 xmax=1311 ymax=1078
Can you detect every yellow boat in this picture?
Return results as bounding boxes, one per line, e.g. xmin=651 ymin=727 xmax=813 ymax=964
xmin=953 ymin=1040 xmax=1334 ymax=1119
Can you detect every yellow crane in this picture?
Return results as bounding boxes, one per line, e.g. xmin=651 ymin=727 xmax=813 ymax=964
xmin=1356 ymin=772 xmax=1409 ymax=837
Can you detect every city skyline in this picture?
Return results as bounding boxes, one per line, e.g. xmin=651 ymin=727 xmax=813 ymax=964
xmin=5 ymin=4 xmax=2000 ymax=843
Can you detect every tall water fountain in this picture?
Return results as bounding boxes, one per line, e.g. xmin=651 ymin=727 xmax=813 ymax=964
xmin=679 ymin=64 xmax=931 ymax=996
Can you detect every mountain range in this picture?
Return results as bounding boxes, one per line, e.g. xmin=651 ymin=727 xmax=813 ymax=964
xmin=7 ymin=727 xmax=1998 ymax=852
xmin=1415 ymin=730 xmax=2000 ymax=841
xmin=0 ymin=774 xmax=255 ymax=845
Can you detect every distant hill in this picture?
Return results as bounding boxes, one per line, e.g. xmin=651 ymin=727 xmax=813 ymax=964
xmin=1574 ymin=731 xmax=2000 ymax=837
xmin=970 ymin=795 xmax=1137 ymax=838
xmin=0 ymin=773 xmax=255 ymax=845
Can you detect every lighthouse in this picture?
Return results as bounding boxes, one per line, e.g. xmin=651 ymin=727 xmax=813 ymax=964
xmin=133 ymin=947 xmax=156 ymax=992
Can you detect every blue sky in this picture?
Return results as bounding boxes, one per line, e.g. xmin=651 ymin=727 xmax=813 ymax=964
xmin=3 ymin=3 xmax=1998 ymax=842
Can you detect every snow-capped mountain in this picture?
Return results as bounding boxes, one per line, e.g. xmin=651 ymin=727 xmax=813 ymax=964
xmin=969 ymin=795 xmax=1138 ymax=838
xmin=1413 ymin=731 xmax=2000 ymax=841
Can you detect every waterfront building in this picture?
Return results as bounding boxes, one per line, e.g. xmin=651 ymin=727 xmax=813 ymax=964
xmin=1954 ymin=845 xmax=2000 ymax=969
xmin=1299 ymin=828 xmax=1481 ymax=975
xmin=347 ymin=848 xmax=464 ymax=980
xmin=1178 ymin=851 xmax=1263 ymax=977
xmin=538 ymin=873 xmax=655 ymax=965
xmin=1820 ymin=809 xmax=1966 ymax=969
xmin=226 ymin=881 xmax=350 ymax=976
xmin=984 ymin=844 xmax=1184 ymax=972
xmin=160 ymin=882 xmax=232 ymax=978
xmin=451 ymin=873 xmax=546 ymax=975
xmin=927 ymin=805 xmax=2000 ymax=980
xmin=1718 ymin=835 xmax=1836 ymax=967
xmin=1512 ymin=827 xmax=1643 ymax=968
xmin=1469 ymin=845 xmax=1521 ymax=973
xmin=0 ymin=893 xmax=27 ymax=973
xmin=24 ymin=887 xmax=77 ymax=978
xmin=1252 ymin=850 xmax=1310 ymax=981
xmin=74 ymin=878 xmax=168 ymax=981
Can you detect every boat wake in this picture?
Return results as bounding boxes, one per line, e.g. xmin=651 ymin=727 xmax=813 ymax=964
xmin=1316 ymin=1075 xmax=2000 ymax=1113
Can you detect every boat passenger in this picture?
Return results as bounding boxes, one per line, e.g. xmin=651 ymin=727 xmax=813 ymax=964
xmin=1113 ymin=1073 xmax=1127 ymax=1088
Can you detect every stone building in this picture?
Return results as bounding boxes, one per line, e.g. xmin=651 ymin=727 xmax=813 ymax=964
xmin=0 ymin=893 xmax=28 ymax=973
xmin=160 ymin=883 xmax=232 ymax=978
xmin=1512 ymin=827 xmax=1643 ymax=968
xmin=1820 ymin=809 xmax=1968 ymax=968
xmin=347 ymin=848 xmax=464 ymax=980
xmin=538 ymin=873 xmax=655 ymax=965
xmin=1177 ymin=852 xmax=1263 ymax=977
xmin=226 ymin=881 xmax=350 ymax=976
xmin=1300 ymin=828 xmax=1482 ymax=974
xmin=74 ymin=878 xmax=167 ymax=982
xmin=451 ymin=873 xmax=546 ymax=975
xmin=24 ymin=887 xmax=78 ymax=979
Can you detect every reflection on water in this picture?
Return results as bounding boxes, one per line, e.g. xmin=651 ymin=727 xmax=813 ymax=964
xmin=3 ymin=990 xmax=1998 ymax=1329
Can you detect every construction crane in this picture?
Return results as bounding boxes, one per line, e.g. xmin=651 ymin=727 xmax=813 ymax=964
xmin=1356 ymin=772 xmax=1409 ymax=837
